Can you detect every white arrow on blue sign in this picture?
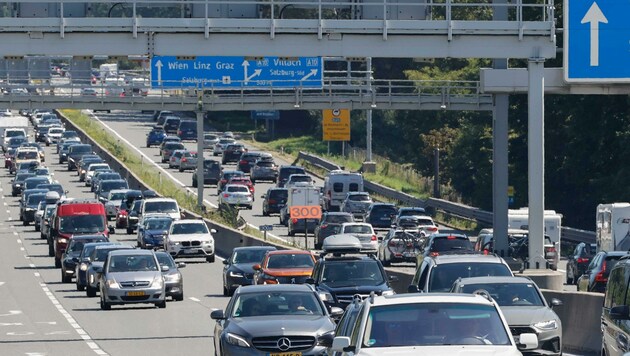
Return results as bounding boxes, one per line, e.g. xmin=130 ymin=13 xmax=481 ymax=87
xmin=151 ymin=56 xmax=322 ymax=88
xmin=565 ymin=0 xmax=630 ymax=82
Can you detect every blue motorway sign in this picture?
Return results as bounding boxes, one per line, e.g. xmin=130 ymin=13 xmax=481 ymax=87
xmin=565 ymin=1 xmax=630 ymax=82
xmin=151 ymin=56 xmax=322 ymax=88
xmin=251 ymin=110 xmax=280 ymax=121
xmin=259 ymin=224 xmax=274 ymax=232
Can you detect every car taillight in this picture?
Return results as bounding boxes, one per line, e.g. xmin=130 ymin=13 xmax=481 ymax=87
xmin=545 ymin=246 xmax=557 ymax=254
xmin=446 ymin=235 xmax=457 ymax=239
xmin=178 ymin=130 xmax=183 ymax=135
xmin=223 ymin=194 xmax=229 ymax=198
xmin=181 ymin=158 xmax=187 ymax=162
xmin=292 ymin=218 xmax=298 ymax=224
xmin=389 ymin=240 xmax=397 ymax=247
xmin=428 ymin=227 xmax=438 ymax=232
xmin=595 ymin=261 xmax=607 ymax=282
xmin=430 ymin=252 xmax=439 ymax=257
xmin=240 ymin=160 xmax=247 ymax=165
xmin=371 ymin=235 xmax=377 ymax=241
xmin=577 ymin=257 xmax=589 ymax=263
xmin=320 ymin=224 xmax=328 ymax=229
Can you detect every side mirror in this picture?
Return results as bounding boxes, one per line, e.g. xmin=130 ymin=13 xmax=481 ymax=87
xmin=160 ymin=265 xmax=170 ymax=272
xmin=210 ymin=229 xmax=217 ymax=234
xmin=222 ymin=260 xmax=229 ymax=265
xmin=550 ymin=298 xmax=562 ymax=308
xmin=331 ymin=337 xmax=353 ymax=353
xmin=177 ymin=262 xmax=186 ymax=268
xmin=253 ymin=264 xmax=261 ymax=270
xmin=407 ymin=284 xmax=420 ymax=293
xmin=329 ymin=307 xmax=344 ymax=318
xmin=108 ymin=226 xmax=115 ymax=234
xmin=389 ymin=275 xmax=399 ymax=282
xmin=517 ymin=333 xmax=539 ymax=351
xmin=378 ymin=235 xmax=384 ymax=241
xmin=210 ymin=309 xmax=226 ymax=320
xmin=261 ymin=195 xmax=265 ymax=199
xmin=72 ymin=257 xmax=79 ymax=263
xmin=610 ymin=305 xmax=630 ymax=320
xmin=305 ymin=278 xmax=315 ymax=284
xmin=94 ymin=266 xmax=103 ymax=274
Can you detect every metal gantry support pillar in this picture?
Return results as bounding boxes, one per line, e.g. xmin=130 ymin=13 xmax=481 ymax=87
xmin=366 ymin=57 xmax=373 ymax=162
xmin=196 ymin=109 xmax=205 ymax=210
xmin=492 ymin=0 xmax=510 ymax=257
xmin=527 ymin=57 xmax=547 ymax=269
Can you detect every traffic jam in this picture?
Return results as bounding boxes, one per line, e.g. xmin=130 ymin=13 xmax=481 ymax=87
xmin=2 ymin=108 xmax=568 ymax=355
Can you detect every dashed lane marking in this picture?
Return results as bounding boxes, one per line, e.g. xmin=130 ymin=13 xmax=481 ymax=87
xmin=189 ymin=297 xmax=200 ymax=302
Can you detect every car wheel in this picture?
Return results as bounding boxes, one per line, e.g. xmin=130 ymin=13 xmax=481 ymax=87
xmin=223 ymin=286 xmax=228 ymax=297
xmin=263 ymin=210 xmax=269 ymax=217
xmin=100 ymin=295 xmax=111 ymax=310
xmin=137 ymin=240 xmax=141 ymax=248
xmin=566 ymin=273 xmax=573 ymax=285
xmin=156 ymin=300 xmax=166 ymax=309
xmin=22 ymin=220 xmax=28 ymax=226
xmin=126 ymin=227 xmax=133 ymax=235
xmin=61 ymin=270 xmax=71 ymax=283
xmin=48 ymin=244 xmax=54 ymax=257
xmin=179 ymin=168 xmax=183 ymax=172
xmin=146 ymin=143 xmax=150 ymax=148
xmin=206 ymin=255 xmax=215 ymax=263
xmin=174 ymin=293 xmax=184 ymax=302
xmin=54 ymin=257 xmax=61 ymax=268
xmin=192 ymin=180 xmax=197 ymax=188
xmin=76 ymin=282 xmax=85 ymax=291
xmin=86 ymin=285 xmax=97 ymax=298
xmin=40 ymin=232 xmax=45 ymax=240
xmin=35 ymin=225 xmax=40 ymax=232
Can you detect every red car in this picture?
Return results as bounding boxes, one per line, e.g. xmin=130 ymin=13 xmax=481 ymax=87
xmin=228 ymin=176 xmax=255 ymax=197
xmin=115 ymin=201 xmax=128 ymax=229
xmin=4 ymin=149 xmax=15 ymax=169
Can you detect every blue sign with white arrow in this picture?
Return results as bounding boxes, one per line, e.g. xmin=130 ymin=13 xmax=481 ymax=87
xmin=565 ymin=0 xmax=630 ymax=82
xmin=151 ymin=56 xmax=322 ymax=88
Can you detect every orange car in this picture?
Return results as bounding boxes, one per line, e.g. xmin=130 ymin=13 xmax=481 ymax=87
xmin=253 ymin=250 xmax=316 ymax=285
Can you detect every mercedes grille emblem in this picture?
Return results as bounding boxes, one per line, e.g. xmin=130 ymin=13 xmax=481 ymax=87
xmin=277 ymin=337 xmax=291 ymax=351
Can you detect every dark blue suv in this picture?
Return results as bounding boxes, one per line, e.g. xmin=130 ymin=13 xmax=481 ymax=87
xmin=177 ymin=120 xmax=197 ymax=141
xmin=146 ymin=126 xmax=166 ymax=147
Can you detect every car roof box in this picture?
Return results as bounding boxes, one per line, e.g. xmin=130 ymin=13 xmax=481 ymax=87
xmin=322 ymin=234 xmax=362 ymax=255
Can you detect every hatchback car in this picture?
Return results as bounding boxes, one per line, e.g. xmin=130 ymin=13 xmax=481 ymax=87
xmin=314 ymin=212 xmax=355 ymax=249
xmin=192 ymin=159 xmax=222 ymax=187
xmin=146 ymin=126 xmax=166 ymax=147
xmin=339 ymin=222 xmax=378 ymax=253
xmin=137 ymin=216 xmax=173 ymax=249
xmin=237 ymin=151 xmax=265 ymax=173
xmin=160 ymin=142 xmax=185 ymax=163
xmin=222 ymin=143 xmax=247 ymax=164
xmin=98 ymin=249 xmax=167 ymax=310
xmin=261 ymin=188 xmax=288 ymax=216
xmin=155 ymin=251 xmax=185 ymax=301
xmin=61 ymin=234 xmax=109 ymax=283
xmin=566 ymin=242 xmax=597 ymax=285
xmin=211 ymin=284 xmax=341 ymax=356
xmin=163 ymin=116 xmax=181 ymax=135
xmin=219 ymin=184 xmax=253 ymax=210
xmin=378 ymin=229 xmax=425 ymax=266
xmin=177 ymin=120 xmax=197 ymax=141
xmin=217 ymin=170 xmax=245 ymax=193
xmin=250 ymin=158 xmax=278 ymax=183
xmin=340 ymin=192 xmax=373 ymax=220
xmin=222 ymin=246 xmax=277 ymax=296
xmin=364 ymin=203 xmax=398 ymax=229
xmin=178 ymin=151 xmax=198 ymax=172
xmin=450 ymin=276 xmax=562 ymax=355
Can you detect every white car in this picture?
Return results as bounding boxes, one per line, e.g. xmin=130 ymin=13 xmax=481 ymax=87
xmin=339 ymin=222 xmax=378 ymax=252
xmin=203 ymin=133 xmax=220 ymax=149
xmin=164 ymin=220 xmax=216 ymax=263
xmin=104 ymin=189 xmax=129 ymax=219
xmin=85 ymin=163 xmax=111 ymax=187
xmin=329 ymin=292 xmax=538 ymax=355
xmin=218 ymin=184 xmax=253 ymax=210
xmin=45 ymin=127 xmax=65 ymax=146
xmin=212 ymin=137 xmax=235 ymax=156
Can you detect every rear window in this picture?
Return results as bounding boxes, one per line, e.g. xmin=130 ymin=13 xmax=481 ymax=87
xmin=280 ymin=167 xmax=305 ymax=179
xmin=326 ymin=214 xmax=354 ymax=224
xmin=228 ymin=186 xmax=249 ymax=193
xmin=179 ymin=121 xmax=195 ymax=130
xmin=204 ymin=160 xmax=220 ymax=169
xmin=431 ymin=237 xmax=473 ymax=252
xmin=604 ymin=256 xmax=623 ymax=271
xmin=372 ymin=206 xmax=397 ymax=216
xmin=269 ymin=190 xmax=288 ymax=199
xmin=349 ymin=183 xmax=360 ymax=192
xmin=428 ymin=263 xmax=512 ymax=292
xmin=256 ymin=161 xmax=274 ymax=168
xmin=70 ymin=145 xmax=91 ymax=153
xmin=349 ymin=194 xmax=370 ymax=201
xmin=333 ymin=183 xmax=344 ymax=192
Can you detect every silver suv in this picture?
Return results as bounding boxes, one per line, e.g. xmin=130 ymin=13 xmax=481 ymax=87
xmin=98 ymin=249 xmax=167 ymax=310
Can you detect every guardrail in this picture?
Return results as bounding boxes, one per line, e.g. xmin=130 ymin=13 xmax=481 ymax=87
xmin=297 ymin=151 xmax=597 ymax=244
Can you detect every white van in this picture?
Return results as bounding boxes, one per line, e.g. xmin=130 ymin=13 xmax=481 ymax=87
xmin=323 ymin=170 xmax=364 ymax=211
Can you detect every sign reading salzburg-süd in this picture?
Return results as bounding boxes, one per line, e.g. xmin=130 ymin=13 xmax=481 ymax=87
xmin=151 ymin=56 xmax=322 ymax=88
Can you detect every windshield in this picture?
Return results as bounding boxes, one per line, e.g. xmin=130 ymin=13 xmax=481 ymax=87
xmin=322 ymin=261 xmax=385 ymax=287
xmin=362 ymin=303 xmax=510 ymax=347
xmin=326 ymin=215 xmax=353 ymax=224
xmin=101 ymin=181 xmax=128 ymax=192
xmin=63 ymin=131 xmax=78 ymax=138
xmin=70 ymin=238 xmax=107 ymax=253
xmin=156 ymin=253 xmax=176 ymax=268
xmin=373 ymin=206 xmax=397 ymax=217
xmin=144 ymin=201 xmax=178 ymax=214
xmin=266 ymin=254 xmax=314 ymax=269
xmin=203 ymin=160 xmax=218 ymax=169
xmin=89 ymin=164 xmax=109 ymax=172
xmin=109 ymin=192 xmax=126 ymax=201
xmin=171 ymin=223 xmax=208 ymax=235
xmin=60 ymin=215 xmax=106 ymax=234
xmin=429 ymin=263 xmax=513 ymax=292
xmin=70 ymin=145 xmax=91 ymax=154
xmin=145 ymin=218 xmax=172 ymax=231
xmin=27 ymin=194 xmax=46 ymax=206
xmin=431 ymin=238 xmax=473 ymax=252
xmin=108 ymin=255 xmax=158 ymax=272
xmin=6 ymin=130 xmax=25 ymax=138
xmin=17 ymin=151 xmax=38 ymax=160
xmin=349 ymin=194 xmax=370 ymax=201
xmin=25 ymin=179 xmax=49 ymax=190
xmin=232 ymin=291 xmax=324 ymax=317
xmin=460 ymin=283 xmax=544 ymax=307
xmin=343 ymin=225 xmax=373 ymax=234
xmin=232 ymin=249 xmax=269 ymax=264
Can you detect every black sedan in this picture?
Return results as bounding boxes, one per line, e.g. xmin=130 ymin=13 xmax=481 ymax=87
xmin=222 ymin=246 xmax=277 ymax=296
xmin=211 ymin=284 xmax=342 ymax=356
xmin=577 ymin=251 xmax=630 ymax=292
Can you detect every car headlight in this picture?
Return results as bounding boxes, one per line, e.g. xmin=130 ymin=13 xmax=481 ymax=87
xmin=229 ymin=271 xmax=244 ymax=278
xmin=106 ymin=279 xmax=120 ymax=289
xmin=317 ymin=331 xmax=335 ymax=346
xmin=381 ymin=290 xmax=395 ymax=296
xmin=80 ymin=263 xmax=88 ymax=271
xmin=226 ymin=333 xmax=250 ymax=348
xmin=152 ymin=276 xmax=164 ymax=288
xmin=164 ymin=273 xmax=181 ymax=282
xmin=14 ymin=184 xmax=20 ymax=187
xmin=533 ymin=319 xmax=558 ymax=331
xmin=58 ymin=238 xmax=67 ymax=244
xmin=203 ymin=239 xmax=214 ymax=246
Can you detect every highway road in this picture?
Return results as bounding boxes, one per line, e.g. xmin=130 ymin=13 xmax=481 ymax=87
xmin=0 ymin=111 xmax=578 ymax=356
xmin=0 ymin=127 xmax=227 ymax=355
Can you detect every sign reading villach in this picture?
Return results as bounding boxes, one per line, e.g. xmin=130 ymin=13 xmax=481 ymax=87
xmin=151 ymin=56 xmax=322 ymax=88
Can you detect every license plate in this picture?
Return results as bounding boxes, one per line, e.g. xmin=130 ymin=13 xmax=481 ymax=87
xmin=183 ymin=249 xmax=197 ymax=254
xmin=403 ymin=252 xmax=416 ymax=258
xmin=380 ymin=217 xmax=390 ymax=220
xmin=269 ymin=353 xmax=301 ymax=356
xmin=127 ymin=291 xmax=145 ymax=296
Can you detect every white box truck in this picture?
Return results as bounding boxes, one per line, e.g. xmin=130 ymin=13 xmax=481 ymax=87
xmin=507 ymin=208 xmax=562 ymax=246
xmin=323 ymin=170 xmax=364 ymax=211
xmin=596 ymin=203 xmax=630 ymax=252
xmin=280 ymin=183 xmax=321 ymax=236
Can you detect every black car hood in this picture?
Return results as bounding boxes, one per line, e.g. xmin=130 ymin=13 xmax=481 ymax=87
xmin=231 ymin=263 xmax=257 ymax=274
xmin=226 ymin=315 xmax=334 ymax=337
xmin=318 ymin=284 xmax=389 ymax=294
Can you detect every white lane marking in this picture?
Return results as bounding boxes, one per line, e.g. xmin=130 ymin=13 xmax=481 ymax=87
xmin=20 ymin=247 xmax=24 ymax=251
xmin=36 ymin=281 xmax=108 ymax=355
xmin=45 ymin=331 xmax=70 ymax=335
xmin=33 ymin=273 xmax=40 ymax=277
xmin=0 ymin=322 xmax=23 ymax=326
xmin=189 ymin=297 xmax=200 ymax=302
xmin=0 ymin=310 xmax=22 ymax=317
xmin=0 ymin=282 xmax=4 ymax=287
xmin=6 ymin=331 xmax=34 ymax=336
xmin=36 ymin=321 xmax=57 ymax=325
xmin=3 ymin=202 xmax=6 ymax=206
xmin=25 ymin=353 xmax=46 ymax=356
xmin=14 ymin=233 xmax=18 ymax=237
xmin=87 ymin=110 xmax=219 ymax=209
xmin=6 ymin=210 xmax=10 ymax=214
xmin=557 ymin=269 xmax=566 ymax=273
xmin=29 ymin=264 xmax=35 ymax=268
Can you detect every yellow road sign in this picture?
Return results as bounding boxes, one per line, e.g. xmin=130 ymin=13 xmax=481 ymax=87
xmin=323 ymin=109 xmax=350 ymax=141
